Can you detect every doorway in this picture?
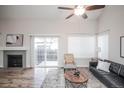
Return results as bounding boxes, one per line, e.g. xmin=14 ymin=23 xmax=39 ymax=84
xmin=33 ymin=36 xmax=59 ymax=67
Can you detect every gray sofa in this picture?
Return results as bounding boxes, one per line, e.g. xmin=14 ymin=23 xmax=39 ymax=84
xmin=89 ymin=60 xmax=124 ymax=88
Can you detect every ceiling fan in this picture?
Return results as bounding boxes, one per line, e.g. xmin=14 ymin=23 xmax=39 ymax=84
xmin=58 ymin=5 xmax=105 ymax=19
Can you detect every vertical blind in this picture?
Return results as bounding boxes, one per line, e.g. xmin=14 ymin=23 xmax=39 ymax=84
xmin=68 ymin=35 xmax=96 ymax=58
xmin=98 ymin=32 xmax=108 ymax=59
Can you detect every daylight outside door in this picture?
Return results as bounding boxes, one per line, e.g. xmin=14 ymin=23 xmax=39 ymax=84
xmin=33 ymin=37 xmax=59 ymax=67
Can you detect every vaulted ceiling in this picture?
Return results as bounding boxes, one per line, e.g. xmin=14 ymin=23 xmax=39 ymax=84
xmin=0 ymin=5 xmax=105 ymax=20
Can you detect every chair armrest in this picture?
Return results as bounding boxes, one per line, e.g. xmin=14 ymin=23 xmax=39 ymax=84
xmin=89 ymin=61 xmax=98 ymax=68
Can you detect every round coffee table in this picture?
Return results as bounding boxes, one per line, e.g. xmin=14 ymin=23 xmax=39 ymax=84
xmin=64 ymin=69 xmax=88 ymax=88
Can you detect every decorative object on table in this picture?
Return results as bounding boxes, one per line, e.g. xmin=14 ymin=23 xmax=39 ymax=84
xmin=74 ymin=70 xmax=80 ymax=77
xmin=6 ymin=34 xmax=23 ymax=47
xmin=120 ymin=36 xmax=124 ymax=58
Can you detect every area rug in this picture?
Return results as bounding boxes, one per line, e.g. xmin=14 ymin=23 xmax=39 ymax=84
xmin=41 ymin=68 xmax=65 ymax=88
xmin=41 ymin=67 xmax=106 ymax=88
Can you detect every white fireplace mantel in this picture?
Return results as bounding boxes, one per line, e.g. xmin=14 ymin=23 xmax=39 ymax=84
xmin=0 ymin=47 xmax=28 ymax=51
xmin=0 ymin=47 xmax=30 ymax=68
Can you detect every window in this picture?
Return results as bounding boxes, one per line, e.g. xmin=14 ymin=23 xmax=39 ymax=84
xmin=68 ymin=35 xmax=96 ymax=58
xmin=98 ymin=32 xmax=108 ymax=59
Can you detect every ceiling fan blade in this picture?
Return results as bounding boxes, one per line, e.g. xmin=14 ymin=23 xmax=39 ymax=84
xmin=85 ymin=5 xmax=105 ymax=11
xmin=58 ymin=7 xmax=74 ymax=10
xmin=82 ymin=13 xmax=88 ymax=19
xmin=65 ymin=14 xmax=74 ymax=19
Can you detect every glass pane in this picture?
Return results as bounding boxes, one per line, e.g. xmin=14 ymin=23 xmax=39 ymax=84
xmin=34 ymin=37 xmax=58 ymax=67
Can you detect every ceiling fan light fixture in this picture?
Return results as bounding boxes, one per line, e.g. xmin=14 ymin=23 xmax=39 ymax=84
xmin=74 ymin=6 xmax=85 ymax=16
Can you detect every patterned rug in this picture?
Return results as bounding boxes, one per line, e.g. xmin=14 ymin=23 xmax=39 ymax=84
xmin=41 ymin=67 xmax=106 ymax=88
xmin=41 ymin=68 xmax=65 ymax=88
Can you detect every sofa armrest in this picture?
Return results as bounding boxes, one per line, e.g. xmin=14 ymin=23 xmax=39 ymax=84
xmin=89 ymin=61 xmax=98 ymax=68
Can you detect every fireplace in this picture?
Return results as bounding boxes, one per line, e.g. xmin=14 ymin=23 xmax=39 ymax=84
xmin=4 ymin=50 xmax=26 ymax=68
xmin=8 ymin=55 xmax=22 ymax=67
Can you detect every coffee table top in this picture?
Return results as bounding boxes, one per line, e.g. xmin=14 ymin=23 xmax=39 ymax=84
xmin=64 ymin=70 xmax=88 ymax=84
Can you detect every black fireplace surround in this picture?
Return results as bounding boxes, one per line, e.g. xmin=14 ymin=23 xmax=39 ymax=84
xmin=4 ymin=50 xmax=26 ymax=68
xmin=89 ymin=59 xmax=124 ymax=88
xmin=8 ymin=55 xmax=22 ymax=67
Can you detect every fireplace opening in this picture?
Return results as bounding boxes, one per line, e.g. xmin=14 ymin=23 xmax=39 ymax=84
xmin=8 ymin=55 xmax=22 ymax=67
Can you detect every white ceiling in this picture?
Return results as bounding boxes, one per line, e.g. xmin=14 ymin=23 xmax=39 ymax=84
xmin=0 ymin=5 xmax=105 ymax=20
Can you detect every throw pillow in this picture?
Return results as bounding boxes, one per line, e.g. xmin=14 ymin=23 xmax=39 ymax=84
xmin=97 ymin=61 xmax=111 ymax=72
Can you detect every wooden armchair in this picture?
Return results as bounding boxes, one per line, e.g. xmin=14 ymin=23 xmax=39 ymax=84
xmin=64 ymin=54 xmax=76 ymax=68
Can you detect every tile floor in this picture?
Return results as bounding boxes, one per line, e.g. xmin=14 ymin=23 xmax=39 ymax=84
xmin=0 ymin=67 xmax=106 ymax=88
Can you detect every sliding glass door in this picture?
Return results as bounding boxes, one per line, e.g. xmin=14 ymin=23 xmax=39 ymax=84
xmin=33 ymin=37 xmax=59 ymax=67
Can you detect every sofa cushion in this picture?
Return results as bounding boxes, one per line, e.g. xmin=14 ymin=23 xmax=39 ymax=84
xmin=90 ymin=67 xmax=110 ymax=78
xmin=97 ymin=61 xmax=111 ymax=72
xmin=109 ymin=62 xmax=121 ymax=74
xmin=103 ymin=73 xmax=124 ymax=88
xmin=119 ymin=65 xmax=124 ymax=78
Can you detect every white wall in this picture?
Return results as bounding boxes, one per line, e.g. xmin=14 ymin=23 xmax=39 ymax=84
xmin=0 ymin=19 xmax=98 ymax=67
xmin=98 ymin=5 xmax=124 ymax=64
xmin=1 ymin=5 xmax=124 ymax=67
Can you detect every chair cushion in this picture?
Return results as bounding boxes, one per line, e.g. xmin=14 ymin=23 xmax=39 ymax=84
xmin=64 ymin=54 xmax=75 ymax=64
